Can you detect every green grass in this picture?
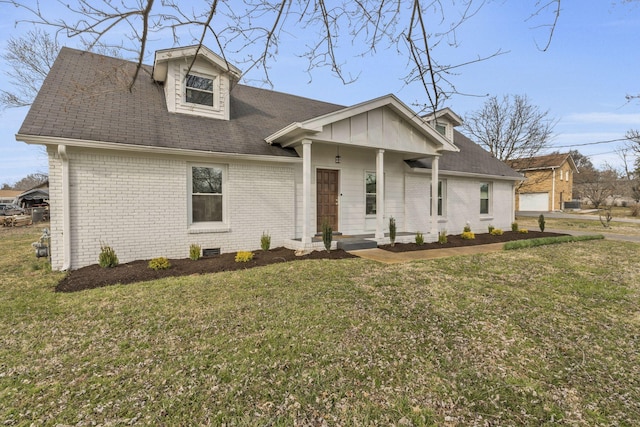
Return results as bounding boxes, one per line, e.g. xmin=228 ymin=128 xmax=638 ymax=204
xmin=2 ymin=226 xmax=640 ymax=425
xmin=504 ymin=234 xmax=605 ymax=250
xmin=516 ymin=215 xmax=640 ymax=236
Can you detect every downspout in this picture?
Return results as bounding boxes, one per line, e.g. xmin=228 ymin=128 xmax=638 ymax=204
xmin=58 ymin=145 xmax=71 ymax=271
xmin=551 ymin=168 xmax=556 ymax=211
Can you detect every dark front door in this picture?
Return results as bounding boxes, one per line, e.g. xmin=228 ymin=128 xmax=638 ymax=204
xmin=317 ymin=169 xmax=339 ymax=232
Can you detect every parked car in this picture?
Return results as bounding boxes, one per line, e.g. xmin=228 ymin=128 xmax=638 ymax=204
xmin=0 ymin=203 xmax=25 ymax=216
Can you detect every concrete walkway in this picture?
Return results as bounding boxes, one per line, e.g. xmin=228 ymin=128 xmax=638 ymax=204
xmin=349 ymin=242 xmax=505 ymax=264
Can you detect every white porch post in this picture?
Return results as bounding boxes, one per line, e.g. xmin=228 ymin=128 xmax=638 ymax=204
xmin=301 ymin=139 xmax=313 ymax=247
xmin=375 ymin=149 xmax=385 ymax=239
xmin=431 ymin=155 xmax=439 ymax=236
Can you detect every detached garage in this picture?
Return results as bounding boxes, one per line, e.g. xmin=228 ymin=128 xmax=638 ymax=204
xmin=519 ymin=192 xmax=549 ymax=211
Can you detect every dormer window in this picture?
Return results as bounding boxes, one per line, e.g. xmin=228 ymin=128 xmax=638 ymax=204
xmin=186 ymin=73 xmax=215 ymax=107
xmin=435 ymin=122 xmax=447 ymax=136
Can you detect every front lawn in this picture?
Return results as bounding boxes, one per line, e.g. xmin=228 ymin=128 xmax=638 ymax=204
xmin=1 ymin=226 xmax=639 ymax=425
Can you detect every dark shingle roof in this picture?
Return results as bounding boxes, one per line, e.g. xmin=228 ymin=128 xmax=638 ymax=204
xmin=406 ymin=131 xmax=523 ymax=179
xmin=506 ymin=153 xmax=574 ymax=171
xmin=19 ymin=47 xmax=346 ymax=158
xmin=19 ymin=47 xmax=521 ymax=180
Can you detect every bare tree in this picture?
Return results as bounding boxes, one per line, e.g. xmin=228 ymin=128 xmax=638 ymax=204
xmin=0 ymin=28 xmax=59 ymax=109
xmin=577 ymin=167 xmax=619 ymax=209
xmin=1 ymin=0 xmax=563 ymax=112
xmin=11 ymin=173 xmax=48 ymax=191
xmin=462 ymin=94 xmax=556 ymax=162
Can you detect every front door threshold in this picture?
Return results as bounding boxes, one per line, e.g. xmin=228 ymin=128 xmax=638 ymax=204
xmin=314 ymin=231 xmax=343 ymax=237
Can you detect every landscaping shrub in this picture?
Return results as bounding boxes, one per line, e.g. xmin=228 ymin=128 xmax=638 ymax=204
xmin=461 ymin=231 xmax=475 ymax=240
xmin=322 ymin=220 xmax=332 ymax=252
xmin=415 ymin=232 xmax=424 ymax=245
xmin=98 ymin=244 xmax=119 ymax=268
xmin=389 ymin=216 xmax=396 ymax=246
xmin=261 ymin=231 xmax=271 ymax=251
xmin=235 ymin=251 xmax=254 ymax=262
xmin=463 ymin=222 xmax=471 ymax=233
xmin=538 ymin=214 xmax=546 ymax=232
xmin=504 ymin=234 xmax=604 ymax=250
xmin=438 ymin=230 xmax=447 ymax=244
xmin=490 ymin=228 xmax=503 ymax=236
xmin=487 ymin=224 xmax=495 ymax=233
xmin=511 ymin=222 xmax=519 ymax=232
xmin=189 ymin=243 xmax=201 ymax=261
xmin=148 ymin=257 xmax=171 ymax=270
xmin=519 ymin=228 xmax=529 ymax=233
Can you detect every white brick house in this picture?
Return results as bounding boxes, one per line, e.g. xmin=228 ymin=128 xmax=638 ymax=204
xmin=17 ymin=46 xmax=522 ymax=270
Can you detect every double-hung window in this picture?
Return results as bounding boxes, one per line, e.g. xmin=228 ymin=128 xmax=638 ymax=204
xmin=480 ymin=182 xmax=490 ymax=215
xmin=365 ymin=171 xmax=376 ymax=215
xmin=430 ymin=180 xmax=445 ymax=216
xmin=191 ymin=165 xmax=224 ymax=223
xmin=185 ymin=73 xmax=215 ymax=107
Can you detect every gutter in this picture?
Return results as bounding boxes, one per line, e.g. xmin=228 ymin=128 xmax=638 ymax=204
xmin=58 ymin=145 xmax=71 ymax=271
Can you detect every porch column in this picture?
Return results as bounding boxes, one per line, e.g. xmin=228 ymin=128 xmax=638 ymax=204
xmin=375 ymin=149 xmax=385 ymax=239
xmin=431 ymin=155 xmax=439 ymax=236
xmin=301 ymin=139 xmax=313 ymax=247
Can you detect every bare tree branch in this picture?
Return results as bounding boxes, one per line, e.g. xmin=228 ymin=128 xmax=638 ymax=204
xmin=1 ymin=0 xmax=566 ymax=114
xmin=462 ymin=94 xmax=556 ymax=162
xmin=0 ymin=28 xmax=59 ymax=109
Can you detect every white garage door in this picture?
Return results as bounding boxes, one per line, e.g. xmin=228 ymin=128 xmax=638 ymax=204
xmin=520 ymin=193 xmax=549 ymax=211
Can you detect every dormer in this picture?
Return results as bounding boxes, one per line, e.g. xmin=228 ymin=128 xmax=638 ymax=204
xmin=423 ymin=107 xmax=463 ymax=142
xmin=152 ymin=45 xmax=242 ymax=120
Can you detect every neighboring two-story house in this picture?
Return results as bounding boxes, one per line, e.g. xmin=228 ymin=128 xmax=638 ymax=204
xmin=508 ymin=153 xmax=578 ymax=212
xmin=16 ymin=45 xmax=522 ymax=270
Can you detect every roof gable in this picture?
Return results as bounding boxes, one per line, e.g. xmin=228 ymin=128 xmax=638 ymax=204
xmin=152 ymin=45 xmax=242 ymax=83
xmin=266 ymin=94 xmax=458 ymax=157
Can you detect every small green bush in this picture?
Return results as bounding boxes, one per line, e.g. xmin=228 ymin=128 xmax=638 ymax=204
xmin=189 ymin=243 xmax=201 ymax=261
xmin=463 ymin=222 xmax=471 ymax=233
xmin=438 ymin=230 xmax=448 ymax=245
xmin=322 ymin=220 xmax=332 ymax=252
xmin=261 ymin=231 xmax=271 ymax=251
xmin=235 ymin=251 xmax=254 ymax=262
xmin=98 ymin=244 xmax=119 ymax=268
xmin=461 ymin=231 xmax=475 ymax=240
xmin=504 ymin=234 xmax=604 ymax=250
xmin=538 ymin=214 xmax=546 ymax=232
xmin=490 ymin=228 xmax=503 ymax=236
xmin=389 ymin=216 xmax=397 ymax=247
xmin=148 ymin=257 xmax=171 ymax=270
xmin=488 ymin=224 xmax=495 ymax=233
xmin=511 ymin=222 xmax=519 ymax=232
xmin=415 ymin=232 xmax=424 ymax=245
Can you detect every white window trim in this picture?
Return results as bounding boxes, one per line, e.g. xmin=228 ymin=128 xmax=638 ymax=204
xmin=187 ymin=163 xmax=229 ymax=233
xmin=480 ymin=181 xmax=492 ymax=216
xmin=430 ymin=179 xmax=447 ymax=217
xmin=182 ymin=68 xmax=220 ymax=112
xmin=365 ymin=170 xmax=377 ymax=217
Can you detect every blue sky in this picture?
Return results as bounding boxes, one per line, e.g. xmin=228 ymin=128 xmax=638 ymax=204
xmin=1 ymin=0 xmax=639 ymax=186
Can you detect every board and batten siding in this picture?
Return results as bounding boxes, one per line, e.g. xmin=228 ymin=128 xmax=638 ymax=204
xmin=46 ymin=147 xmax=295 ymax=270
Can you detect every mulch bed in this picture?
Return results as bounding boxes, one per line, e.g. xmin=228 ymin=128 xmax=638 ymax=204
xmin=379 ymin=230 xmax=565 ymax=252
xmin=56 ymin=231 xmax=566 ymax=293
